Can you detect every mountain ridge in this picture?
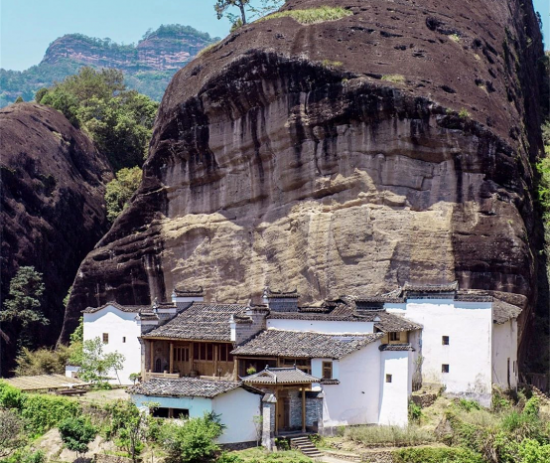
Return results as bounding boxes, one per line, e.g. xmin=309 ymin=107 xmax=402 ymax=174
xmin=0 ymin=24 xmax=218 ymax=106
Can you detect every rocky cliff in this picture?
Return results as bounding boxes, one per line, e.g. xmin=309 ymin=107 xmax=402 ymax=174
xmin=0 ymin=25 xmax=218 ymax=106
xmin=63 ymin=0 xmax=547 ymax=363
xmin=1 ymin=103 xmax=112 ymax=373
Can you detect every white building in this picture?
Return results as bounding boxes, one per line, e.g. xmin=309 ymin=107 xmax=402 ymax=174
xmin=83 ymin=282 xmax=522 ymax=444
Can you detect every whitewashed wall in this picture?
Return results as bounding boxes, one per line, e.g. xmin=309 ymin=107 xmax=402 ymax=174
xmin=492 ymin=320 xmax=518 ymax=390
xmin=378 ymin=351 xmax=410 ymax=426
xmin=321 ymin=342 xmax=381 ymax=428
xmin=387 ymin=299 xmax=492 ymax=404
xmin=83 ymin=306 xmax=142 ymax=385
xmin=213 ymin=388 xmax=262 ymax=443
xmin=267 ymin=319 xmax=374 ymax=334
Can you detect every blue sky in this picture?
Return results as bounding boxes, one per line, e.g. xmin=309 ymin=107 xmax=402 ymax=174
xmin=1 ymin=0 xmax=549 ymax=71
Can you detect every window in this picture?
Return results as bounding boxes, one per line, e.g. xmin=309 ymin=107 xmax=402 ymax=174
xmin=442 ymin=364 xmax=450 ymax=373
xmin=442 ymin=336 xmax=450 ymax=345
xmin=322 ymin=361 xmax=333 ymax=380
xmin=389 ymin=332 xmax=400 ymax=341
xmin=102 ymin=333 xmax=109 ymax=344
xmin=218 ymin=344 xmax=233 ymax=362
xmin=386 ymin=374 xmax=392 ymax=383
xmin=122 ymin=337 xmax=126 ymax=343
xmin=193 ymin=343 xmax=214 ymax=361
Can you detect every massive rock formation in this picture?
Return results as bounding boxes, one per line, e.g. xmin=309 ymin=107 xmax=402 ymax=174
xmin=63 ymin=0 xmax=547 ymax=363
xmin=1 ymin=103 xmax=112 ymax=373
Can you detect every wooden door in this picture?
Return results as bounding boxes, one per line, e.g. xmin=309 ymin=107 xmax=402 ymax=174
xmin=277 ymin=397 xmax=290 ymax=431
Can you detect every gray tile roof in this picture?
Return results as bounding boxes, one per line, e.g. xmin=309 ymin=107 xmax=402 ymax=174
xmin=493 ymin=300 xmax=522 ymax=324
xmin=128 ymin=377 xmax=242 ymax=398
xmin=265 ymin=288 xmax=299 ymax=299
xmin=82 ymin=301 xmax=151 ymax=314
xmin=143 ymin=302 xmax=249 ymax=341
xmin=403 ymin=281 xmax=459 ymax=293
xmin=241 ymin=366 xmax=320 ymax=385
xmin=379 ymin=343 xmax=415 ymax=352
xmin=173 ymin=286 xmax=204 ymax=297
xmin=232 ymin=329 xmax=383 ymax=359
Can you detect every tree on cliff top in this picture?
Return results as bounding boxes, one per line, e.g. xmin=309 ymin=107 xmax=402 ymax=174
xmin=214 ymin=0 xmax=284 ymax=29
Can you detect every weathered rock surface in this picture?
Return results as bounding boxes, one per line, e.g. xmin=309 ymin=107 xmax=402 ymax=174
xmin=63 ymin=0 xmax=547 ymax=362
xmin=1 ymin=103 xmax=112 ymax=372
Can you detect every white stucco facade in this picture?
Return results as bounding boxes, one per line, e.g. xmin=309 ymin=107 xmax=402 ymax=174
xmin=387 ymin=299 xmax=493 ymax=405
xmin=83 ymin=305 xmax=142 ymax=385
xmin=378 ymin=351 xmax=410 ymax=426
xmin=492 ymin=319 xmax=518 ymax=390
xmin=133 ymin=388 xmax=261 ymax=444
xmin=321 ymin=342 xmax=381 ymax=428
xmin=267 ymin=319 xmax=375 ymax=334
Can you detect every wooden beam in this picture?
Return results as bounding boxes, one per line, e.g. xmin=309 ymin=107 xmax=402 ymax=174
xmin=275 ymin=389 xmax=279 ymax=435
xmin=190 ymin=342 xmax=194 ymax=371
xmin=214 ymin=344 xmax=219 ymax=377
xmin=301 ymin=387 xmax=306 ymax=432
xmin=169 ymin=342 xmax=174 ymax=374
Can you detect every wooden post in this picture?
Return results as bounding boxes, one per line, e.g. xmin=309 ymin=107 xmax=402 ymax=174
xmin=150 ymin=340 xmax=154 ymax=373
xmin=214 ymin=344 xmax=219 ymax=377
xmin=301 ymin=387 xmax=306 ymax=433
xmin=275 ymin=388 xmax=279 ymax=436
xmin=170 ymin=342 xmax=174 ymax=374
xmin=233 ymin=357 xmax=238 ymax=381
xmin=190 ymin=343 xmax=194 ymax=371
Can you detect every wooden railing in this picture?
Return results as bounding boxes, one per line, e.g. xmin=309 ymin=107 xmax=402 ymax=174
xmin=145 ymin=370 xmax=180 ymax=380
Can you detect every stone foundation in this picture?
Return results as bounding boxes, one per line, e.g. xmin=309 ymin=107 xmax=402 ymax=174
xmin=94 ymin=455 xmax=132 ymax=463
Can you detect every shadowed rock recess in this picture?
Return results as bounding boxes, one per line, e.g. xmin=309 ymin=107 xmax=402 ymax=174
xmin=1 ymin=103 xmax=112 ymax=372
xmin=63 ymin=0 xmax=547 ymax=363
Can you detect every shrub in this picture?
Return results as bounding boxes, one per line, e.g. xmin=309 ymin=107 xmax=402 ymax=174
xmin=21 ymin=394 xmax=80 ymax=436
xmin=14 ymin=346 xmax=72 ymax=376
xmin=0 ymin=381 xmax=23 ymax=410
xmin=458 ymin=399 xmax=481 ymax=412
xmin=217 ymin=453 xmax=244 ymax=463
xmin=2 ymin=449 xmax=46 ymax=463
xmin=58 ymin=416 xmax=97 ymax=453
xmin=449 ymin=34 xmax=461 ymax=43
xmin=518 ymin=438 xmax=550 ymax=463
xmin=345 ymin=424 xmax=435 ymax=447
xmin=0 ymin=408 xmax=26 ymax=458
xmin=394 ymin=447 xmax=485 ymax=463
xmin=259 ymin=6 xmax=353 ymax=25
xmin=408 ymin=401 xmax=423 ymax=423
xmin=105 ymin=167 xmax=143 ymax=222
xmin=381 ymin=74 xmax=405 ymax=84
xmin=458 ymin=108 xmax=470 ymax=118
xmin=162 ymin=412 xmax=225 ymax=463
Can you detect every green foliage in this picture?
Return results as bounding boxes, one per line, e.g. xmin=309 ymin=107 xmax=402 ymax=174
xmin=105 ymin=166 xmax=143 ymax=221
xmin=217 ymin=453 xmax=244 ymax=463
xmin=224 ymin=448 xmax=312 ymax=463
xmin=394 ymin=447 xmax=485 ymax=463
xmin=34 ymin=88 xmax=48 ymax=104
xmin=39 ymin=67 xmax=158 ymax=170
xmin=458 ymin=399 xmax=482 ymax=412
xmin=79 ymin=337 xmax=125 ymax=386
xmin=1 ymin=449 xmax=46 ymax=463
xmin=0 ymin=381 xmax=23 ymax=410
xmin=105 ymin=400 xmax=147 ymax=462
xmin=275 ymin=438 xmax=290 ymax=451
xmin=162 ymin=412 xmax=225 ymax=463
xmin=67 ymin=316 xmax=84 ymax=366
xmin=381 ymin=74 xmax=405 ymax=84
xmin=517 ymin=438 xmax=550 ymax=463
xmin=345 ymin=424 xmax=435 ymax=447
xmin=259 ymin=6 xmax=352 ymax=25
xmin=1 ymin=267 xmax=48 ymax=331
xmin=459 ymin=108 xmax=471 ymax=118
xmin=14 ymin=96 xmax=24 ymax=103
xmin=14 ymin=346 xmax=72 ymax=376
xmin=0 ymin=408 xmax=26 ymax=458
xmin=58 ymin=416 xmax=97 ymax=453
xmin=408 ymin=401 xmax=423 ymax=423
xmin=20 ymin=393 xmax=80 ymax=436
xmin=142 ymin=24 xmax=216 ymax=42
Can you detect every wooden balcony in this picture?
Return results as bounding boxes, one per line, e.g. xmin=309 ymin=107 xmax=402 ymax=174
xmin=144 ymin=370 xmax=180 ymax=380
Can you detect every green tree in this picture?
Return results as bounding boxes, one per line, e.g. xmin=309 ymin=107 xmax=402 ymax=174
xmin=111 ymin=400 xmax=147 ymax=463
xmin=14 ymin=96 xmax=24 ymax=103
xmin=0 ymin=408 xmax=26 ymax=457
xmin=215 ymin=0 xmax=250 ymax=27
xmin=58 ymin=416 xmax=97 ymax=454
xmin=79 ymin=337 xmax=125 ymax=386
xmin=1 ymin=267 xmax=48 ymax=350
xmin=14 ymin=346 xmax=72 ymax=376
xmin=104 ymin=166 xmax=143 ymax=221
xmin=67 ymin=317 xmax=84 ymax=366
xmin=34 ymin=88 xmax=49 ymax=104
xmin=162 ymin=412 xmax=225 ymax=463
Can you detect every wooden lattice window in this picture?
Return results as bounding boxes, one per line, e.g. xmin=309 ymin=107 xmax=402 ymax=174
xmin=322 ymin=361 xmax=333 ymax=380
xmin=389 ymin=332 xmax=400 ymax=341
xmin=102 ymin=333 xmax=109 ymax=344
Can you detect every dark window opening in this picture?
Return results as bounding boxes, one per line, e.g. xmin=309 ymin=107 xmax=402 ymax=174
xmin=152 ymin=408 xmax=169 ymax=418
xmin=442 ymin=364 xmax=450 ymax=373
xmin=389 ymin=332 xmax=400 ymax=341
xmin=322 ymin=361 xmax=333 ymax=380
xmin=386 ymin=374 xmax=392 ymax=383
xmin=102 ymin=333 xmax=109 ymax=344
xmin=442 ymin=336 xmax=450 ymax=345
xmin=122 ymin=337 xmax=126 ymax=343
xmin=172 ymin=408 xmax=189 ymax=419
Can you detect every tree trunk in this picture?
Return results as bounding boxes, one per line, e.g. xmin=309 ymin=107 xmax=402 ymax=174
xmin=239 ymin=2 xmax=247 ymax=24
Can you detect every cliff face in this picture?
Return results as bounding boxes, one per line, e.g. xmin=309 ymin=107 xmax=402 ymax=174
xmin=1 ymin=103 xmax=112 ymax=373
xmin=43 ymin=27 xmax=214 ymax=72
xmin=63 ymin=0 xmax=547 ymax=361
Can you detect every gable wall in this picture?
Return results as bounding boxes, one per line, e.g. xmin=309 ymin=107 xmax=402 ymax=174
xmin=492 ymin=319 xmax=518 ymax=390
xmin=83 ymin=306 xmax=142 ymax=384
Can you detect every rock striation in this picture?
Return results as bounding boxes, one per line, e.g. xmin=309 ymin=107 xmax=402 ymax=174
xmin=1 ymin=103 xmax=112 ymax=372
xmin=63 ymin=0 xmax=547 ymax=364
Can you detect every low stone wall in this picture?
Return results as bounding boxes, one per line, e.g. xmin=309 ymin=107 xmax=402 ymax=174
xmin=94 ymin=454 xmax=132 ymax=463
xmin=411 ymin=393 xmax=438 ymax=408
xmin=360 ymin=449 xmax=395 ymax=463
xmin=220 ymin=441 xmax=257 ymax=451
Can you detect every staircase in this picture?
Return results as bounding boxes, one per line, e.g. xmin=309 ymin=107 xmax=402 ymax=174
xmin=290 ymin=436 xmax=324 ymax=460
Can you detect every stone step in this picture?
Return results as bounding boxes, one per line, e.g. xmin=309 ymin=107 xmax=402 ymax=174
xmin=290 ymin=437 xmax=324 ymax=459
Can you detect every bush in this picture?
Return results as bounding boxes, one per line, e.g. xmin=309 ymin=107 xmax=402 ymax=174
xmin=14 ymin=346 xmax=72 ymax=376
xmin=259 ymin=6 xmax=352 ymax=25
xmin=0 ymin=381 xmax=23 ymax=410
xmin=518 ymin=438 xmax=550 ymax=463
xmin=2 ymin=449 xmax=46 ymax=463
xmin=381 ymin=74 xmax=405 ymax=84
xmin=58 ymin=416 xmax=97 ymax=453
xmin=408 ymin=401 xmax=423 ymax=423
xmin=345 ymin=424 xmax=435 ymax=447
xmin=394 ymin=447 xmax=485 ymax=463
xmin=21 ymin=394 xmax=80 ymax=436
xmin=458 ymin=399 xmax=481 ymax=412
xmin=104 ymin=167 xmax=143 ymax=221
xmin=162 ymin=412 xmax=225 ymax=463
